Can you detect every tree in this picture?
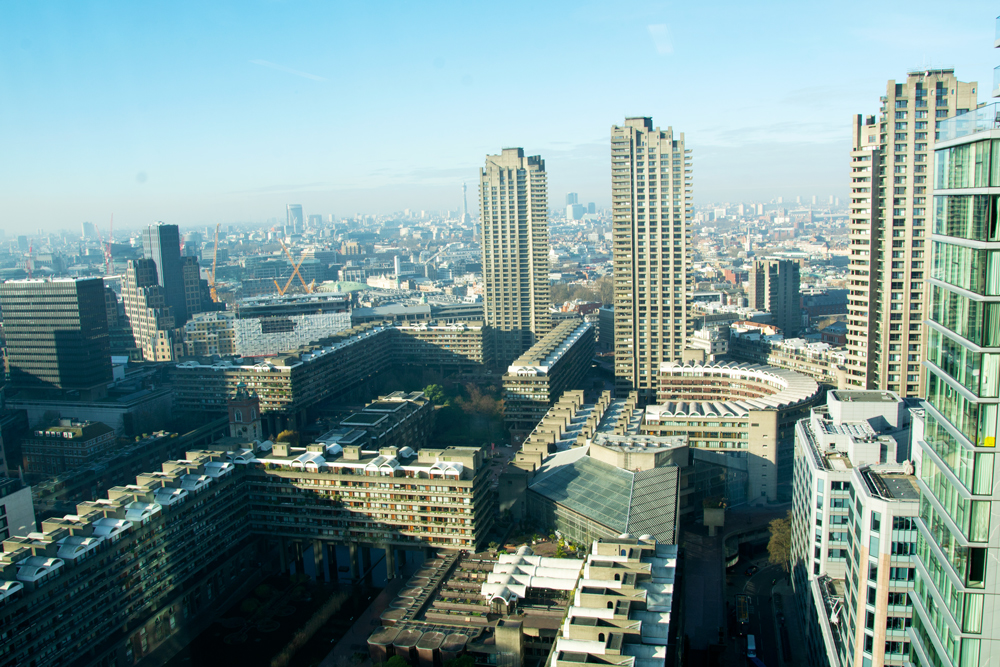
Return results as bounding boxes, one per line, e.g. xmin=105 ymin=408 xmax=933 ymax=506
xmin=595 ymin=275 xmax=614 ymax=306
xmin=276 ymin=430 xmax=299 ymax=447
xmin=767 ymin=511 xmax=792 ymax=572
xmin=423 ymin=384 xmax=446 ymax=404
xmin=386 ymin=656 xmax=409 ymax=667
xmin=443 ymin=656 xmax=475 ymax=667
xmin=551 ymin=283 xmax=571 ymax=305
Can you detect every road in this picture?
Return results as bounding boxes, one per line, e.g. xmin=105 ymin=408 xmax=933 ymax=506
xmin=741 ymin=563 xmax=783 ymax=667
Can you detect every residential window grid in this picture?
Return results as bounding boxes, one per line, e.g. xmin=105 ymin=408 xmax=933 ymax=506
xmin=479 ymin=148 xmax=550 ymax=368
xmin=611 ymin=118 xmax=693 ymax=403
xmin=846 ymin=71 xmax=977 ymax=399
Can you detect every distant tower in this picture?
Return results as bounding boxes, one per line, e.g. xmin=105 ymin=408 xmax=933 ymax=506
xmin=228 ymin=382 xmax=262 ymax=441
xmin=287 ymin=204 xmax=304 ymax=234
xmin=462 ymin=183 xmax=474 ymax=240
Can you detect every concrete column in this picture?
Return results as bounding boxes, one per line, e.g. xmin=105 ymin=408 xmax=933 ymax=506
xmin=326 ymin=543 xmax=338 ymax=582
xmin=361 ymin=546 xmax=372 ymax=574
xmin=349 ymin=542 xmax=360 ymax=579
xmin=278 ymin=537 xmax=287 ymax=573
xmin=312 ymin=539 xmax=323 ymax=581
xmin=385 ymin=545 xmax=396 ymax=581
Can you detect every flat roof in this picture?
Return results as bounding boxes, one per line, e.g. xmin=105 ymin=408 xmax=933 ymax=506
xmin=831 ymin=390 xmax=899 ymax=403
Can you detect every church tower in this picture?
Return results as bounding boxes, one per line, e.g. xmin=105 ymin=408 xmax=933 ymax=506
xmin=228 ymin=382 xmax=262 ymax=441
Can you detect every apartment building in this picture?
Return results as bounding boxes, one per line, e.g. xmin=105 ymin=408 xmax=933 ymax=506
xmin=642 ymin=361 xmax=821 ymax=503
xmin=748 ymin=259 xmax=801 ymax=337
xmin=0 ymin=421 xmax=497 ymax=666
xmin=728 ymin=322 xmax=849 ymax=388
xmin=480 ymin=148 xmax=551 ymax=367
xmin=845 ymin=71 xmax=977 ymax=397
xmin=0 ymin=450 xmax=255 ymax=667
xmin=611 ymin=117 xmax=693 ymax=402
xmin=367 ymin=537 xmax=678 ymax=667
xmin=122 ymin=258 xmax=182 ymax=362
xmin=182 ymin=311 xmax=237 ymax=356
xmin=245 ymin=442 xmax=494 ymax=553
xmin=171 ymin=321 xmax=495 ymax=431
xmin=791 ymin=390 xmax=916 ymax=667
xmin=906 ymin=48 xmax=1000 ymax=667
xmin=22 ymin=420 xmax=117 ymax=475
xmin=502 ymin=319 xmax=595 ymax=436
xmin=395 ymin=321 xmax=494 ymax=373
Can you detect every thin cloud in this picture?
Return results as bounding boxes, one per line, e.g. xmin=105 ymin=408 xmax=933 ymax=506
xmin=250 ymin=59 xmax=327 ymax=81
xmin=647 ymin=24 xmax=673 ymax=55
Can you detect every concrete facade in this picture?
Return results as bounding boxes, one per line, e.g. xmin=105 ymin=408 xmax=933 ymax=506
xmin=845 ymin=71 xmax=978 ymax=398
xmin=480 ymin=148 xmax=551 ymax=368
xmin=611 ymin=117 xmax=693 ymax=403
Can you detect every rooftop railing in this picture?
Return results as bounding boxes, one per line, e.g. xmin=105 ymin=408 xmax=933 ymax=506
xmin=936 ymin=103 xmax=1000 ymax=143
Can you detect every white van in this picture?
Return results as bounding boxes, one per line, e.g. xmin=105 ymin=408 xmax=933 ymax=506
xmin=746 ymin=634 xmax=757 ymax=658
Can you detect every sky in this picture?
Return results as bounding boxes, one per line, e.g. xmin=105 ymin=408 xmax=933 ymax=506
xmin=0 ymin=1 xmax=997 ymax=233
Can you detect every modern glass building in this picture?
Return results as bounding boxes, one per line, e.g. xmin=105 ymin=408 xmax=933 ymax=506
xmin=907 ymin=30 xmax=1000 ymax=666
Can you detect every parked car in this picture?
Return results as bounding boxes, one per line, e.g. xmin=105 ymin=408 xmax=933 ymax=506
xmin=745 ymin=565 xmax=759 ymax=577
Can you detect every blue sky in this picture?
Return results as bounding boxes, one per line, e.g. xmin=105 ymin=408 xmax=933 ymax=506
xmin=1 ymin=1 xmax=996 ymax=232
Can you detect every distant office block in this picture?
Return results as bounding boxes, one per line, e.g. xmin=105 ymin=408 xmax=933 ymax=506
xmin=587 ymin=202 xmax=595 ymax=214
xmin=22 ymin=420 xmax=117 ymax=475
xmin=0 ymin=278 xmax=111 ymax=391
xmin=565 ymin=192 xmax=578 ymax=205
xmin=748 ymin=259 xmax=801 ymax=337
xmin=287 ymin=204 xmax=304 ymax=233
xmin=141 ymin=223 xmax=187 ymax=323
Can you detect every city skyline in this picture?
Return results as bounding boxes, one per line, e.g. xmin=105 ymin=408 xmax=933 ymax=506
xmin=1 ymin=1 xmax=997 ymax=230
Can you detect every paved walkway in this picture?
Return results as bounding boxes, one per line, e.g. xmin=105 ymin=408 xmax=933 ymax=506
xmin=318 ymin=577 xmax=404 ymax=667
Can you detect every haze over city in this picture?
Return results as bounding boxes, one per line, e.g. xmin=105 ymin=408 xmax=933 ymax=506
xmin=1 ymin=0 xmax=996 ymax=230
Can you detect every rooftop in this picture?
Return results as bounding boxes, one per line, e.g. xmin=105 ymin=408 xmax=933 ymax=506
xmin=831 ymin=390 xmax=898 ymax=403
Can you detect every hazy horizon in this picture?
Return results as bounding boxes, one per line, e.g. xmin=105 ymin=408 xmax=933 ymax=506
xmin=1 ymin=1 xmax=996 ymax=232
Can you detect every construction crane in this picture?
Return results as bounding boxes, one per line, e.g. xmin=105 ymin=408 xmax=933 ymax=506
xmin=209 ymin=223 xmax=221 ymax=302
xmin=278 ymin=239 xmax=313 ymax=294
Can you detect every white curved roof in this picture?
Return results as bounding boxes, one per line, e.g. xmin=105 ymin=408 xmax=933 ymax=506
xmin=181 ymin=474 xmax=211 ymax=492
xmin=153 ymin=487 xmax=189 ymax=506
xmin=204 ymin=461 xmax=234 ymax=477
xmin=0 ymin=580 xmax=23 ymax=601
xmin=480 ymin=553 xmax=584 ymax=604
xmin=124 ymin=502 xmax=162 ymax=522
xmin=92 ymin=517 xmax=131 ymax=539
xmin=16 ymin=557 xmax=64 ymax=582
xmin=56 ymin=535 xmax=104 ymax=561
xmin=292 ymin=452 xmax=325 ymax=468
xmin=652 ymin=361 xmax=820 ymax=416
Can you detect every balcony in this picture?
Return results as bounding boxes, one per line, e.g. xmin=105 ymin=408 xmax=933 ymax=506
xmin=936 ymin=102 xmax=1000 ymax=142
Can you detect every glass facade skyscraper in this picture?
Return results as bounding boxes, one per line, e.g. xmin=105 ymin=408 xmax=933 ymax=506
xmin=908 ymin=69 xmax=1000 ymax=667
xmin=141 ymin=222 xmax=186 ymax=323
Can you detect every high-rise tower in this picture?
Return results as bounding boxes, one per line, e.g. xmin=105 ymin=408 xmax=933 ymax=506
xmin=611 ymin=117 xmax=692 ymax=402
xmin=141 ymin=222 xmax=186 ymax=323
xmin=845 ymin=71 xmax=977 ymax=397
xmin=479 ymin=148 xmax=550 ymax=368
